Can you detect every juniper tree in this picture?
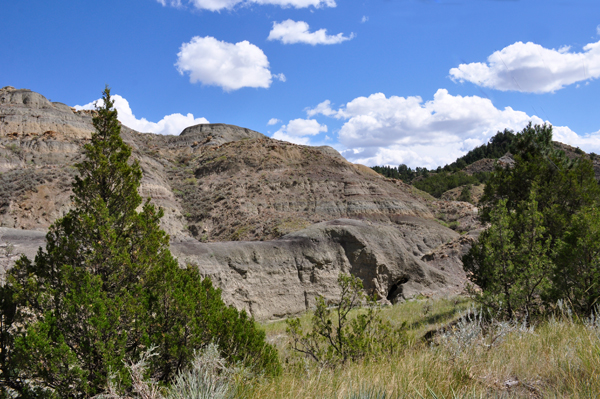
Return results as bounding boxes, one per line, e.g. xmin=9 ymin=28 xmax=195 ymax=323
xmin=464 ymin=194 xmax=552 ymax=320
xmin=2 ymin=87 xmax=278 ymax=398
xmin=465 ymin=123 xmax=600 ymax=318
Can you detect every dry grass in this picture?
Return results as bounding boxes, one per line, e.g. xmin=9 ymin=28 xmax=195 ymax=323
xmin=238 ymin=299 xmax=600 ymax=398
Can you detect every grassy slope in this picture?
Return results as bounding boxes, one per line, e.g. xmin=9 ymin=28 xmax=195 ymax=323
xmin=237 ymin=298 xmax=600 ymax=398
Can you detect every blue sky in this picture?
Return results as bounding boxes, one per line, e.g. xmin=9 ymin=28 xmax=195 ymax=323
xmin=2 ymin=0 xmax=599 ymax=168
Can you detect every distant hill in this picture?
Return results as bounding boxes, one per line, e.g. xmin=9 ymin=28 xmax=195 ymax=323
xmin=372 ymin=128 xmax=600 ymax=201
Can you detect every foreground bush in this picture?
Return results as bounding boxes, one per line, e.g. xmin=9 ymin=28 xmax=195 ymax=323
xmin=286 ymin=274 xmax=407 ymax=367
xmin=97 ymin=343 xmax=238 ymax=399
xmin=0 ymin=88 xmax=278 ymax=398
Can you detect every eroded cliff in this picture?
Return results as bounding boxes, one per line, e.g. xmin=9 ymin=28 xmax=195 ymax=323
xmin=0 ymin=86 xmax=475 ymax=319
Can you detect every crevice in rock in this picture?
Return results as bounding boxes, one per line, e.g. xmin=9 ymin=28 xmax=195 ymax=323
xmin=387 ymin=276 xmax=409 ymax=303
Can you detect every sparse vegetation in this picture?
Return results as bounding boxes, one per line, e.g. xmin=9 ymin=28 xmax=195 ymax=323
xmin=0 ymin=168 xmax=74 ymax=215
xmin=235 ymin=298 xmax=600 ymax=398
xmin=412 ymin=171 xmax=489 ymax=199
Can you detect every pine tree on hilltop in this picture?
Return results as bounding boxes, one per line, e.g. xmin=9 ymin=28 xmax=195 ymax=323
xmin=2 ymin=87 xmax=278 ymax=398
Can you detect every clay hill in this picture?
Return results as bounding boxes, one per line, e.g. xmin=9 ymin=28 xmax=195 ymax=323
xmin=0 ymin=86 xmax=477 ymax=320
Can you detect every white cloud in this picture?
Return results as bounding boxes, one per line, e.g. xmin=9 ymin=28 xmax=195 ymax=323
xmin=597 ymin=25 xmax=600 ymax=35
xmin=74 ymin=95 xmax=209 ymax=135
xmin=361 ymin=16 xmax=368 ymax=23
xmin=268 ymin=20 xmax=354 ymax=45
xmin=306 ymin=100 xmax=339 ymax=117
xmin=311 ymin=89 xmax=554 ymax=168
xmin=157 ymin=0 xmax=182 ymax=6
xmin=175 ymin=36 xmax=279 ymax=91
xmin=158 ymin=0 xmax=335 ymax=12
xmin=267 ymin=118 xmax=281 ymax=125
xmin=316 ymin=89 xmax=600 ymax=168
xmin=273 ymin=73 xmax=287 ymax=82
xmin=272 ymin=118 xmax=327 ymax=144
xmin=272 ymin=132 xmax=311 ymax=145
xmin=552 ymin=126 xmax=600 ymax=154
xmin=450 ymin=39 xmax=600 ymax=93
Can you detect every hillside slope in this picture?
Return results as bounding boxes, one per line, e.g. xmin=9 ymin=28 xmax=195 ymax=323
xmin=0 ymin=86 xmax=473 ymax=319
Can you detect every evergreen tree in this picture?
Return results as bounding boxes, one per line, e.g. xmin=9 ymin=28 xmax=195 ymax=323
xmin=553 ymin=205 xmax=600 ymax=314
xmin=2 ymin=87 xmax=278 ymax=398
xmin=464 ymin=194 xmax=552 ymax=320
xmin=458 ymin=184 xmax=472 ymax=204
xmin=464 ymin=123 xmax=600 ymax=318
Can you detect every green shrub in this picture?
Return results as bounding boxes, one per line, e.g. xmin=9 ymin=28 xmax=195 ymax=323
xmin=413 ymin=171 xmax=485 ymax=198
xmin=286 ymin=274 xmax=407 ymax=367
xmin=457 ymin=184 xmax=472 ymax=203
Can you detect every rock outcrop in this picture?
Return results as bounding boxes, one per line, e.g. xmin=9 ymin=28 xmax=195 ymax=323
xmin=0 ymin=86 xmax=95 ymax=140
xmin=173 ymin=217 xmax=468 ymax=319
xmin=0 ymin=86 xmax=477 ymax=320
xmin=1 ymin=218 xmax=468 ymax=320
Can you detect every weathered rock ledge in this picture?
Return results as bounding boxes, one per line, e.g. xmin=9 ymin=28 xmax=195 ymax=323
xmin=1 ymin=217 xmax=471 ymax=320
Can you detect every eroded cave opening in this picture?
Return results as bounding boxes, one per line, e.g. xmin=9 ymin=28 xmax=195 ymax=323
xmin=387 ymin=276 xmax=409 ymax=303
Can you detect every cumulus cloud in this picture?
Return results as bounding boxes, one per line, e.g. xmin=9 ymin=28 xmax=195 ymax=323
xmin=450 ymin=39 xmax=600 ymax=93
xmin=272 ymin=118 xmax=327 ymax=145
xmin=306 ymin=100 xmax=339 ymax=117
xmin=158 ymin=0 xmax=335 ymax=12
xmin=268 ymin=20 xmax=354 ymax=45
xmin=267 ymin=118 xmax=281 ymax=125
xmin=361 ymin=16 xmax=368 ymax=23
xmin=74 ymin=95 xmax=208 ymax=135
xmin=175 ymin=36 xmax=280 ymax=91
xmin=310 ymin=89 xmax=556 ymax=168
xmin=312 ymin=89 xmax=600 ymax=168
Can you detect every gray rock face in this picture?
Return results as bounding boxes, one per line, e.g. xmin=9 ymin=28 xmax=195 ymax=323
xmin=1 ymin=218 xmax=467 ymax=320
xmin=0 ymin=227 xmax=46 ymax=283
xmin=0 ymin=86 xmax=475 ymax=321
xmin=173 ymin=218 xmax=465 ymax=320
xmin=178 ymin=123 xmax=266 ymax=146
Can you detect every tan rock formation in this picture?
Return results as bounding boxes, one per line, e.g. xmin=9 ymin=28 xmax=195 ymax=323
xmin=0 ymin=86 xmax=478 ymax=320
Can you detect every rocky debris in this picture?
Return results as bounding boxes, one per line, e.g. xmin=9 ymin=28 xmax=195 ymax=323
xmin=497 ymin=152 xmax=515 ymax=168
xmin=462 ymin=158 xmax=496 ymax=175
xmin=314 ymin=145 xmax=347 ymax=161
xmin=429 ymin=200 xmax=482 ymax=233
xmin=441 ymin=184 xmax=485 ymax=204
xmin=0 ymin=227 xmax=46 ymax=283
xmin=174 ymin=138 xmax=434 ymax=242
xmin=421 ymin=230 xmax=482 ymax=292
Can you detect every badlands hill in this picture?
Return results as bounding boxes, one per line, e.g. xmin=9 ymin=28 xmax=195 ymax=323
xmin=0 ymin=86 xmax=477 ymax=320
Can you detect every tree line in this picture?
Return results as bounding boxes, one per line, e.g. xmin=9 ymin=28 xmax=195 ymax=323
xmin=371 ymin=129 xmax=515 ymax=198
xmin=371 ymin=129 xmax=516 ymax=183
